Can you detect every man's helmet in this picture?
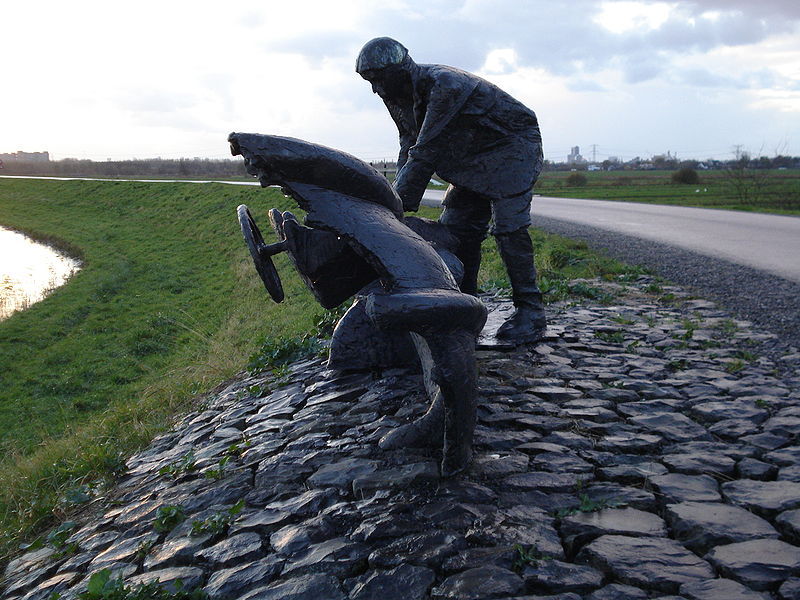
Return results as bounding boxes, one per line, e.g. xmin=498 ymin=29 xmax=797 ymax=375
xmin=356 ymin=37 xmax=409 ymax=74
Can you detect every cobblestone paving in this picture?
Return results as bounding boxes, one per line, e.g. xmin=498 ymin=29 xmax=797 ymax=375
xmin=4 ymin=277 xmax=800 ymax=600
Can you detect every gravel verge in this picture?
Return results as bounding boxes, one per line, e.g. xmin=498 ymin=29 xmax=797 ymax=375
xmin=534 ymin=214 xmax=800 ymax=363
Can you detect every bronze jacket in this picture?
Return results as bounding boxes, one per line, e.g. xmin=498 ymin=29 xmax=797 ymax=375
xmin=387 ymin=63 xmax=544 ymax=210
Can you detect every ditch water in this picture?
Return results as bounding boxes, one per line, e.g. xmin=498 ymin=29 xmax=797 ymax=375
xmin=0 ymin=226 xmax=81 ymax=321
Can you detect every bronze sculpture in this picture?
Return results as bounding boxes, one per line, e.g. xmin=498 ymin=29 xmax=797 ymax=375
xmin=356 ymin=37 xmax=547 ymax=343
xmin=229 ymin=132 xmax=486 ymax=476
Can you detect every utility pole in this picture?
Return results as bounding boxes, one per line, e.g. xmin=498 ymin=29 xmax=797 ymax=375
xmin=591 ymin=144 xmax=598 ymax=163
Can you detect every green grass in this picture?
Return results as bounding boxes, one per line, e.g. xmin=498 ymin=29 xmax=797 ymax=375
xmin=0 ymin=179 xmax=640 ymax=566
xmin=0 ymin=179 xmax=318 ymax=562
xmin=533 ymin=168 xmax=800 ymax=214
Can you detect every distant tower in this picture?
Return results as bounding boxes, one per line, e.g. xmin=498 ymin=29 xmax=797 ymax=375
xmin=567 ymin=146 xmax=584 ymax=165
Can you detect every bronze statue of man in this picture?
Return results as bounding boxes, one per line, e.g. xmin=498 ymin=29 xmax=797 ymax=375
xmin=356 ymin=37 xmax=547 ymax=343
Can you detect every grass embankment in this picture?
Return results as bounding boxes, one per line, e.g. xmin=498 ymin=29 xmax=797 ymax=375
xmin=533 ymin=168 xmax=800 ymax=215
xmin=0 ymin=178 xmax=640 ymax=564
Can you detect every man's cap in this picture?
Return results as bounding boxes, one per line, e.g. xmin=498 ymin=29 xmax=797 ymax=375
xmin=356 ymin=37 xmax=409 ymax=73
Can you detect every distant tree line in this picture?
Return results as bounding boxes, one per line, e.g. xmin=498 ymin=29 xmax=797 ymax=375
xmin=0 ymin=157 xmax=248 ymax=179
xmin=543 ymin=154 xmax=800 ymax=172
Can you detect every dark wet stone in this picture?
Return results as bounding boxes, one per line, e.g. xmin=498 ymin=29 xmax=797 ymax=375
xmin=527 ymin=386 xmax=583 ymax=402
xmin=352 ymin=462 xmax=439 ymax=496
xmin=126 ymin=567 xmax=205 ymax=594
xmin=498 ymin=490 xmax=578 ymax=514
xmin=763 ymin=416 xmax=800 ymax=437
xmin=228 ymin=508 xmax=292 ymax=536
xmin=560 ymin=507 xmax=667 ymax=555
xmin=89 ymin=531 xmax=160 ymax=569
xmin=3 ymin=547 xmax=55 ymax=581
xmin=577 ymin=534 xmax=714 ymax=593
xmin=351 ymin=512 xmax=423 ymax=543
xmin=708 ymin=418 xmax=760 ymax=439
xmin=270 ymin=516 xmax=335 ymax=555
xmin=722 ymin=479 xmax=800 ymax=517
xmin=502 ymin=472 xmax=589 ymax=493
xmin=679 ymin=578 xmax=768 ymax=600
xmin=665 ymin=502 xmax=778 ymax=553
xmin=282 ymin=537 xmax=369 ymax=579
xmin=196 ymin=532 xmax=264 ymax=568
xmin=661 ymin=452 xmax=736 ymax=477
xmin=596 ymin=431 xmax=662 ymax=453
xmin=599 ymin=460 xmax=668 ymax=484
xmin=470 ymin=453 xmax=530 ymax=479
xmin=435 ymin=480 xmax=499 ymax=505
xmin=629 ymin=412 xmax=711 ymax=443
xmin=585 ymin=583 xmax=649 ymax=599
xmin=778 ymin=465 xmax=800 ymax=482
xmin=765 ymin=446 xmax=800 ymax=467
xmin=649 ymin=473 xmax=721 ymax=503
xmin=239 ymin=573 xmax=346 ymax=600
xmin=144 ymin=534 xmax=212 ymax=570
xmin=736 ymin=458 xmax=778 ymax=480
xmin=705 ymin=539 xmax=800 ymax=591
xmin=517 ymin=441 xmax=571 ymax=455
xmin=560 ymin=406 xmax=618 ymax=422
xmin=529 ymin=452 xmax=593 ymax=474
xmin=442 ymin=546 xmax=516 ymax=574
xmin=112 ymin=499 xmax=161 ymax=531
xmin=741 ymin=432 xmax=791 ymax=451
xmin=307 ymin=458 xmax=379 ymax=489
xmin=418 ymin=501 xmax=493 ymax=530
xmin=583 ymin=482 xmax=657 ymax=511
xmin=431 ymin=565 xmax=524 ymax=599
xmin=589 ymin=388 xmax=640 ymax=403
xmin=203 ymin=556 xmax=283 ymax=599
xmin=542 ymin=431 xmax=595 ymax=451
xmin=56 ymin=551 xmax=95 ymax=575
xmin=263 ymin=488 xmax=338 ymax=518
xmin=616 ymin=399 xmax=684 ymax=418
xmin=368 ymin=531 xmax=467 ymax=569
xmin=475 ymin=427 xmax=542 ymax=450
xmin=779 ymin=578 xmax=800 ymax=600
xmin=467 ymin=505 xmax=564 ymax=559
xmin=521 ymin=559 xmax=604 ymax=594
xmin=16 ymin=571 xmax=80 ymax=600
xmin=776 ymin=510 xmax=800 ymax=543
xmin=688 ymin=400 xmax=768 ymax=424
xmin=349 ymin=564 xmax=435 ymax=600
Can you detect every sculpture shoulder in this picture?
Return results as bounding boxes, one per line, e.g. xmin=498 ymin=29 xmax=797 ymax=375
xmin=415 ymin=64 xmax=481 ymax=95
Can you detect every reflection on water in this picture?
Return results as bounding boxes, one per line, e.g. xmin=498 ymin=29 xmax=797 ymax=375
xmin=0 ymin=226 xmax=81 ymax=321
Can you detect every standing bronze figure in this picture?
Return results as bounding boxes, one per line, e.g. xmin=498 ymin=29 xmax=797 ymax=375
xmin=356 ymin=37 xmax=546 ymax=343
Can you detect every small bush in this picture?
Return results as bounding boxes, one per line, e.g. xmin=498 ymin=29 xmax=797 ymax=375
xmin=565 ymin=173 xmax=588 ymax=187
xmin=672 ymin=168 xmax=700 ymax=184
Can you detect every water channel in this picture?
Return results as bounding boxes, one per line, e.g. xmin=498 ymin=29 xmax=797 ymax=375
xmin=0 ymin=226 xmax=81 ymax=321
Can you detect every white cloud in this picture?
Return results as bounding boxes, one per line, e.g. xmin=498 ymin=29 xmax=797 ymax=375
xmin=1 ymin=0 xmax=799 ymax=160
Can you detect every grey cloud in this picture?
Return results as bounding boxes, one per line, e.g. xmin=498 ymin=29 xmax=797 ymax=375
xmin=257 ymin=0 xmax=798 ymax=87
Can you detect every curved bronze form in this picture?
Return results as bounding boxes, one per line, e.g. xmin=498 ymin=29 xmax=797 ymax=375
xmin=230 ymin=131 xmax=486 ymax=476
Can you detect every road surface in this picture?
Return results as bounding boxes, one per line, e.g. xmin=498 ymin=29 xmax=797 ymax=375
xmin=423 ymin=190 xmax=800 ymax=284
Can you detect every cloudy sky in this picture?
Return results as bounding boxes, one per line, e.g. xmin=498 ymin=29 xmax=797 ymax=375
xmin=2 ymin=0 xmax=798 ymax=163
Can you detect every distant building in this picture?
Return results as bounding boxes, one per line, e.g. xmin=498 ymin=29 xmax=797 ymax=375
xmin=0 ymin=151 xmax=50 ymax=162
xmin=566 ymin=146 xmax=585 ymax=165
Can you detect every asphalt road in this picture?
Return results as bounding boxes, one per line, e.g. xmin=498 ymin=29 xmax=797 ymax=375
xmin=423 ymin=190 xmax=800 ymax=284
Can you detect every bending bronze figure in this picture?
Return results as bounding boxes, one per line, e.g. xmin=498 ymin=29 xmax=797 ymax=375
xmin=356 ymin=37 xmax=547 ymax=343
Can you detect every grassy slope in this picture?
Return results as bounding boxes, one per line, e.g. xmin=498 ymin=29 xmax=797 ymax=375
xmin=533 ymin=169 xmax=800 ymax=215
xmin=0 ymin=179 xmax=323 ymax=556
xmin=0 ymin=179 xmax=640 ymax=562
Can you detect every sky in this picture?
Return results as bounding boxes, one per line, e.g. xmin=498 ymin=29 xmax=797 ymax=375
xmin=2 ymin=0 xmax=799 ymax=164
